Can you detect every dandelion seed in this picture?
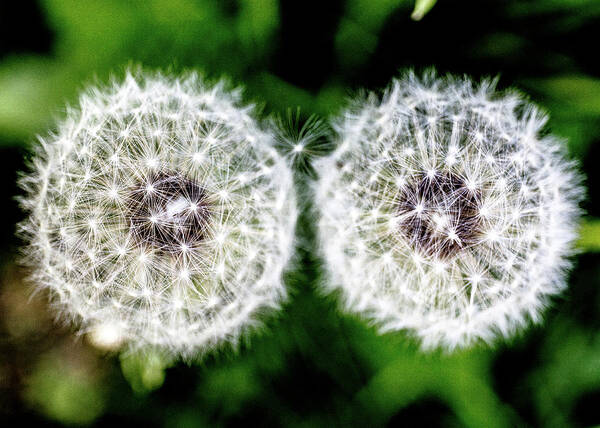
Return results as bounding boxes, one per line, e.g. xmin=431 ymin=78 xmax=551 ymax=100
xmin=273 ymin=108 xmax=332 ymax=176
xmin=19 ymin=70 xmax=296 ymax=358
xmin=314 ymin=71 xmax=583 ymax=350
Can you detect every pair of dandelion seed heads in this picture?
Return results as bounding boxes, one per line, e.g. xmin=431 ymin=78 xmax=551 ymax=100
xmin=19 ymin=70 xmax=582 ymax=358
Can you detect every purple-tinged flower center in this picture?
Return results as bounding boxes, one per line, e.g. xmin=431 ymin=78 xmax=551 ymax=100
xmin=126 ymin=171 xmax=211 ymax=253
xmin=397 ymin=171 xmax=482 ymax=259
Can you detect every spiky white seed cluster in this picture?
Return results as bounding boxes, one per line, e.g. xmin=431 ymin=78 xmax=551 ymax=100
xmin=19 ymin=71 xmax=296 ymax=358
xmin=315 ymin=72 xmax=582 ymax=350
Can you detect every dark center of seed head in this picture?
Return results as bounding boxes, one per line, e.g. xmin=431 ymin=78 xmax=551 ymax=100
xmin=397 ymin=171 xmax=482 ymax=259
xmin=125 ymin=171 xmax=211 ymax=253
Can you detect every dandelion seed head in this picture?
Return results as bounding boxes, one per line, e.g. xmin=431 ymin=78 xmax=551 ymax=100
xmin=273 ymin=109 xmax=332 ymax=176
xmin=314 ymin=71 xmax=583 ymax=350
xmin=19 ymin=71 xmax=296 ymax=358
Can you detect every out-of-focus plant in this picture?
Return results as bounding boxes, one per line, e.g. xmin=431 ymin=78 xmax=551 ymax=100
xmin=23 ymin=347 xmax=108 ymax=425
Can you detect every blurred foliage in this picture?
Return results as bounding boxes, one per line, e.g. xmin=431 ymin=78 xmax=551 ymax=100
xmin=0 ymin=0 xmax=599 ymax=427
xmin=120 ymin=352 xmax=170 ymax=395
xmin=411 ymin=0 xmax=438 ymax=21
xmin=24 ymin=350 xmax=108 ymax=425
xmin=579 ymin=219 xmax=600 ymax=252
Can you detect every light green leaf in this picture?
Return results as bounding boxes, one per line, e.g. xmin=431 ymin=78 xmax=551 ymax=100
xmin=411 ymin=0 xmax=437 ymax=20
xmin=120 ymin=352 xmax=170 ymax=394
xmin=526 ymin=75 xmax=600 ymax=116
xmin=24 ymin=353 xmax=106 ymax=425
xmin=577 ymin=218 xmax=600 ymax=252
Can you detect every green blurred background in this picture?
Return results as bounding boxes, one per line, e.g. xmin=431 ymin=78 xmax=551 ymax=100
xmin=1 ymin=0 xmax=599 ymax=426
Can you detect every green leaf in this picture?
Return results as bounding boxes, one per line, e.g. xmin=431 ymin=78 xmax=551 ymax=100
xmin=577 ymin=218 xmax=600 ymax=252
xmin=335 ymin=0 xmax=410 ymax=69
xmin=411 ymin=0 xmax=437 ymax=20
xmin=526 ymin=75 xmax=600 ymax=116
xmin=120 ymin=352 xmax=170 ymax=394
xmin=519 ymin=75 xmax=600 ymax=158
xmin=24 ymin=354 xmax=106 ymax=425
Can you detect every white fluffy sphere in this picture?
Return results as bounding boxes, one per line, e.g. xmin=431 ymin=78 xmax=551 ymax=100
xmin=19 ymin=71 xmax=297 ymax=358
xmin=314 ymin=72 xmax=582 ymax=350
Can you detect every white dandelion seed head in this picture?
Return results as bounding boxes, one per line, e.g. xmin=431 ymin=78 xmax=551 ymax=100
xmin=314 ymin=71 xmax=583 ymax=350
xmin=19 ymin=70 xmax=297 ymax=358
xmin=272 ymin=109 xmax=332 ymax=177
